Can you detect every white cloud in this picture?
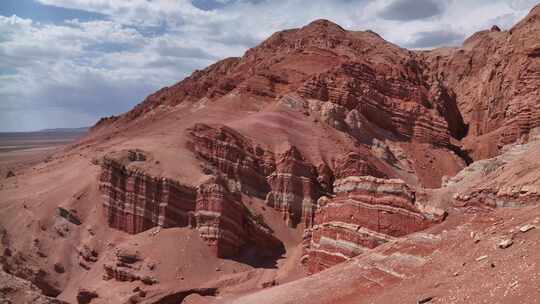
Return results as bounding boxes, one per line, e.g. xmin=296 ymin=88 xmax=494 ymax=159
xmin=0 ymin=14 xmax=217 ymax=131
xmin=377 ymin=0 xmax=445 ymax=21
xmin=37 ymin=0 xmax=215 ymax=26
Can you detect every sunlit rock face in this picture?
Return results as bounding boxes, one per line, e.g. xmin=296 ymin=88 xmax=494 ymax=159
xmin=100 ymin=153 xmax=283 ymax=259
xmin=265 ymin=145 xmax=321 ymax=228
xmin=304 ymin=176 xmax=445 ymax=273
xmin=100 ymin=156 xmax=197 ymax=234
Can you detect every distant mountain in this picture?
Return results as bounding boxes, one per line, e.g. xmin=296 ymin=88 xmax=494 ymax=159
xmin=0 ymin=127 xmax=89 ymax=136
xmin=0 ymin=127 xmax=88 ymax=152
xmin=35 ymin=127 xmax=89 ymax=133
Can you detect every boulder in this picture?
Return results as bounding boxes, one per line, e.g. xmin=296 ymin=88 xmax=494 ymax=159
xmin=76 ymin=288 xmax=98 ymax=304
xmin=57 ymin=207 xmax=81 ymax=225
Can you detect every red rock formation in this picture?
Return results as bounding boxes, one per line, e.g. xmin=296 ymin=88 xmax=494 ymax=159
xmin=333 ymin=152 xmax=388 ymax=180
xmin=188 ymin=123 xmax=275 ymax=197
xmin=421 ymin=4 xmax=540 ymax=159
xmin=0 ymin=270 xmax=68 ymax=304
xmin=90 ymin=16 xmax=478 ymax=191
xmin=97 ymin=18 xmax=467 ymax=150
xmin=126 ymin=57 xmax=243 ymax=120
xmin=304 ymin=176 xmax=444 ymax=273
xmin=100 ymin=157 xmax=197 ymax=234
xmin=189 ymin=124 xmax=324 ymax=227
xmin=102 ymin=248 xmax=159 ymax=285
xmin=90 ymin=7 xmax=540 ymax=173
xmin=297 ymin=61 xmax=460 ymax=148
xmin=195 ymin=177 xmax=283 ymax=258
xmin=265 ymin=146 xmax=321 ymax=227
xmin=94 ymin=9 xmax=540 ymax=278
xmin=99 ymin=150 xmax=283 ymax=259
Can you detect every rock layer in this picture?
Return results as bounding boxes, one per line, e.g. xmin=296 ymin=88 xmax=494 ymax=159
xmin=265 ymin=146 xmax=321 ymax=227
xmin=99 ymin=152 xmax=283 ymax=259
xmin=195 ymin=177 xmax=284 ymax=258
xmin=189 ymin=124 xmax=324 ymax=226
xmin=422 ymin=5 xmax=540 ymax=159
xmin=188 ymin=123 xmax=275 ymax=197
xmin=100 ymin=156 xmax=196 ymax=234
xmin=304 ymin=176 xmax=444 ymax=273
xmin=334 ymin=152 xmax=388 ymax=180
xmin=297 ymin=61 xmax=460 ymax=147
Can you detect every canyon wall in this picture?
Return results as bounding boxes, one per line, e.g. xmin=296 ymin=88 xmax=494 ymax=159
xmin=99 ymin=152 xmax=283 ymax=259
xmin=188 ymin=123 xmax=324 ymax=227
xmin=100 ymin=157 xmax=196 ymax=234
xmin=100 ymin=124 xmax=444 ymax=269
xmin=422 ymin=6 xmax=540 ymax=159
xmin=303 ymin=176 xmax=444 ymax=273
xmin=195 ymin=177 xmax=283 ymax=258
xmin=188 ymin=123 xmax=275 ymax=198
xmin=265 ymin=146 xmax=321 ymax=227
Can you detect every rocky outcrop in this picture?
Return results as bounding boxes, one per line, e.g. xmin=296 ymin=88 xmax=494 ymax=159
xmin=99 ymin=155 xmax=197 ymax=234
xmin=0 ymin=227 xmax=62 ymax=297
xmin=195 ymin=177 xmax=284 ymax=258
xmin=76 ymin=288 xmax=98 ymax=304
xmin=57 ymin=207 xmax=82 ymax=225
xmin=422 ymin=5 xmax=540 ymax=159
xmin=99 ymin=151 xmax=283 ymax=260
xmin=77 ymin=244 xmax=99 ymax=270
xmin=304 ymin=176 xmax=444 ymax=273
xmin=446 ymin=134 xmax=540 ymax=208
xmin=297 ymin=61 xmax=460 ymax=148
xmin=103 ymin=248 xmax=158 ymax=284
xmin=189 ymin=124 xmax=325 ymax=227
xmin=188 ymin=123 xmax=275 ymax=197
xmin=92 ymin=8 xmax=540 ymax=283
xmin=0 ymin=270 xmax=68 ymax=304
xmin=265 ymin=146 xmax=321 ymax=227
xmin=334 ymin=152 xmax=388 ymax=180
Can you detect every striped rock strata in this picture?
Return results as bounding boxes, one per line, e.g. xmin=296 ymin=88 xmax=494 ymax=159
xmin=100 ymin=156 xmax=196 ymax=234
xmin=195 ymin=177 xmax=284 ymax=258
xmin=422 ymin=5 xmax=540 ymax=159
xmin=304 ymin=176 xmax=444 ymax=273
xmin=187 ymin=123 xmax=275 ymax=197
xmin=188 ymin=123 xmax=325 ymax=227
xmin=296 ymin=61 xmax=464 ymax=147
xmin=99 ymin=154 xmax=283 ymax=259
xmin=265 ymin=146 xmax=321 ymax=227
xmin=333 ymin=152 xmax=388 ymax=180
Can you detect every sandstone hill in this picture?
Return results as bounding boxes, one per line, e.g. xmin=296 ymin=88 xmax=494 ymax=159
xmin=1 ymin=4 xmax=540 ymax=304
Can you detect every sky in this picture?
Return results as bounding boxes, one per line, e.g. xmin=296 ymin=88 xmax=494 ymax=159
xmin=0 ymin=0 xmax=537 ymax=132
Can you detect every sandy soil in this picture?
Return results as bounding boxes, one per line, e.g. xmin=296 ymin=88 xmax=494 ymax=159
xmin=0 ymin=129 xmax=87 ymax=179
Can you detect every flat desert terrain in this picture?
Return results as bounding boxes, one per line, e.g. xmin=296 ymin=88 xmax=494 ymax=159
xmin=0 ymin=128 xmax=87 ymax=178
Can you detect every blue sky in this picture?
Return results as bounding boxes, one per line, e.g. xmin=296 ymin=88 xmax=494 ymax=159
xmin=0 ymin=0 xmax=537 ymax=131
xmin=0 ymin=0 xmax=105 ymax=23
